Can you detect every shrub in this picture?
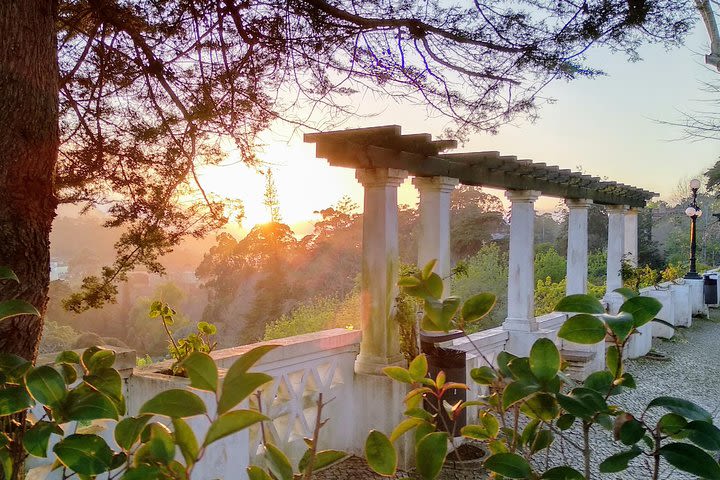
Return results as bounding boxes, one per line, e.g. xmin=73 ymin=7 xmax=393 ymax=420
xmin=263 ymin=293 xmax=359 ymax=340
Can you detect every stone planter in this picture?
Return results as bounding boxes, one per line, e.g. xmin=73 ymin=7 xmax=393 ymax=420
xmin=437 ymin=443 xmax=488 ymax=480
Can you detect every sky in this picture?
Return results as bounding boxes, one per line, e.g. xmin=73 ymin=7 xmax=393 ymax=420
xmin=198 ymin=21 xmax=720 ymax=235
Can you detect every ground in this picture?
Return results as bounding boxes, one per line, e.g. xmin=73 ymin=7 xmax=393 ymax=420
xmin=316 ymin=311 xmax=720 ymax=479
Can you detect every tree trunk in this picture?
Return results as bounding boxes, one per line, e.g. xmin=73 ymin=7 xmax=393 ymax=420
xmin=0 ymin=1 xmax=58 ymax=361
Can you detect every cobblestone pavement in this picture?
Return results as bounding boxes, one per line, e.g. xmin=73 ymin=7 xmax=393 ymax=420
xmin=315 ymin=315 xmax=720 ymax=479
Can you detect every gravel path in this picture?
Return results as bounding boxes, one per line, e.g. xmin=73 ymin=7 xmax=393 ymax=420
xmin=315 ymin=314 xmax=720 ymax=479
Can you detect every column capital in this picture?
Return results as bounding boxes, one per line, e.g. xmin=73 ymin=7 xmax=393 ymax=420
xmin=565 ymin=198 xmax=593 ymax=209
xmin=505 ymin=190 xmax=541 ymax=203
xmin=624 ymin=207 xmax=641 ymax=216
xmin=606 ymin=204 xmax=629 ymax=214
xmin=356 ymin=168 xmax=408 ymax=188
xmin=412 ymin=176 xmax=459 ymax=193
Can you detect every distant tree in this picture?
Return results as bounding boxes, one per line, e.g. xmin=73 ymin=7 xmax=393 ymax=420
xmin=555 ymin=204 xmax=609 ymax=256
xmin=450 ymin=186 xmax=507 ymax=260
xmin=535 ymin=244 xmax=567 ymax=283
xmin=263 ymin=169 xmax=282 ymax=223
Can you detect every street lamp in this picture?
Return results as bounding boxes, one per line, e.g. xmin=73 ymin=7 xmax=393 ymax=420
xmin=685 ymin=178 xmax=703 ymax=279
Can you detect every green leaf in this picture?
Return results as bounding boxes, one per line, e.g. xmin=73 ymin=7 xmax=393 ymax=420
xmin=408 ymin=355 xmax=428 ymax=381
xmin=521 ymin=393 xmax=560 ymax=422
xmin=416 ymin=432 xmax=448 ymax=480
xmin=218 ymin=371 xmax=273 ymax=415
xmin=556 ymin=414 xmax=575 ymax=431
xmin=583 ymin=370 xmax=614 ymax=395
xmin=179 ymin=352 xmax=218 ymax=393
xmin=606 ymin=345 xmax=621 ymax=376
xmin=507 ymin=357 xmax=534 ymax=382
xmin=204 ymin=410 xmax=267 ymax=446
xmin=23 ymin=421 xmax=63 ymax=457
xmin=557 ymin=314 xmax=606 ymax=344
xmin=602 ymin=313 xmax=635 ymax=342
xmin=398 ymin=275 xmax=422 ymax=287
xmin=557 ymin=388 xmax=607 ymax=420
xmin=496 ymin=351 xmax=517 ymax=378
xmin=137 ymin=423 xmax=175 ymax=463
xmin=613 ymin=287 xmax=638 ymax=299
xmin=172 ymin=417 xmax=199 ymax=467
xmin=484 ymin=452 xmax=532 ymax=479
xmin=529 ymin=429 xmax=554 ymax=454
xmin=0 ymin=267 xmax=19 ymax=282
xmin=529 ymin=338 xmax=560 ymax=382
xmin=55 ymin=351 xmax=80 ymax=364
xmin=599 ymin=448 xmax=642 ymax=473
xmin=64 ymin=385 xmax=119 ymax=421
xmin=264 ymin=443 xmax=294 ymax=480
xmin=84 ymin=367 xmax=123 ymax=404
xmin=300 ymin=450 xmax=346 ymax=473
xmin=619 ymin=296 xmax=662 ymax=327
xmin=541 ymin=466 xmax=585 ymax=479
xmin=618 ymin=418 xmax=645 ymax=445
xmin=115 ymin=415 xmax=151 ymax=451
xmin=0 ymin=384 xmax=32 ymax=415
xmin=365 ymin=430 xmax=397 ymax=476
xmin=658 ymin=443 xmax=720 ymax=479
xmin=58 ymin=363 xmax=77 ymax=385
xmin=25 ymin=365 xmax=66 ymax=407
xmin=461 ymin=293 xmax=496 ymax=324
xmin=684 ymin=420 xmax=720 ymax=450
xmin=390 ymin=418 xmax=424 ymax=443
xmin=555 ymin=294 xmax=604 ymax=314
xmin=0 ymin=354 xmax=31 ymax=381
xmin=502 ymin=381 xmax=540 ymax=410
xmin=422 ymin=260 xmax=438 ymax=279
xmin=247 ymin=466 xmax=273 ymax=480
xmin=646 ymin=396 xmax=713 ymax=422
xmin=82 ymin=347 xmax=116 ymax=374
xmin=0 ymin=446 xmax=11 ymax=480
xmin=470 ymin=366 xmax=496 ymax=385
xmin=0 ymin=299 xmax=40 ymax=322
xmin=139 ymin=389 xmax=207 ymax=417
xmin=658 ymin=413 xmax=687 ymax=436
xmin=53 ymin=434 xmax=114 ymax=476
xmin=383 ymin=366 xmax=414 ymax=384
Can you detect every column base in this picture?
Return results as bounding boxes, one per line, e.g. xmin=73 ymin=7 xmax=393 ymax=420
xmin=354 ymin=353 xmax=406 ymax=376
xmin=504 ymin=329 xmax=556 ymax=356
xmin=603 ymin=292 xmax=624 ymax=315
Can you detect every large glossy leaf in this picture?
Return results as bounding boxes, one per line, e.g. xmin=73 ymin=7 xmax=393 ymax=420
xmin=390 ymin=418 xmax=424 ymax=442
xmin=521 ymin=393 xmax=560 ymax=422
xmin=496 ymin=351 xmax=517 ymax=378
xmin=461 ymin=293 xmax=496 ymax=324
xmin=646 ymin=396 xmax=713 ymax=422
xmin=0 ymin=384 xmax=32 ymax=415
xmin=84 ymin=368 xmax=123 ymax=403
xmin=658 ymin=413 xmax=687 ymax=436
xmin=684 ymin=421 xmax=720 ymax=450
xmin=299 ymin=449 xmax=347 ymax=473
xmin=383 ymin=366 xmax=414 ymax=384
xmin=602 ymin=313 xmax=635 ymax=342
xmin=555 ymin=294 xmax=604 ymax=314
xmin=658 ymin=443 xmax=720 ymax=479
xmin=529 ymin=429 xmax=554 ymax=454
xmin=180 ymin=352 xmax=218 ymax=393
xmin=484 ymin=452 xmax=532 ymax=479
xmin=541 ymin=466 xmax=584 ymax=479
xmin=0 ymin=446 xmax=11 ymax=480
xmin=23 ymin=421 xmax=63 ymax=457
xmin=529 ymin=338 xmax=560 ymax=382
xmin=53 ymin=434 xmax=114 ymax=476
xmin=606 ymin=345 xmax=621 ymax=376
xmin=470 ymin=366 xmax=496 ymax=385
xmin=583 ymin=370 xmax=615 ymax=395
xmin=64 ymin=385 xmax=119 ymax=421
xmin=416 ymin=432 xmax=448 ymax=480
xmin=619 ymin=296 xmax=662 ymax=327
xmin=0 ymin=353 xmax=31 ymax=381
xmin=82 ymin=347 xmax=116 ymax=374
xmin=0 ymin=299 xmax=40 ymax=322
xmin=247 ymin=466 xmax=273 ymax=480
xmin=507 ymin=357 xmax=534 ymax=382
xmin=26 ymin=366 xmax=66 ymax=407
xmin=139 ymin=389 xmax=207 ymax=418
xmin=618 ymin=418 xmax=645 ymax=445
xmin=557 ymin=314 xmax=606 ymax=344
xmin=218 ymin=371 xmax=273 ymax=414
xmin=598 ymin=447 xmax=642 ymax=473
xmin=502 ymin=381 xmax=540 ymax=410
xmin=613 ymin=287 xmax=638 ymax=299
xmin=264 ymin=443 xmax=294 ymax=480
xmin=0 ymin=267 xmax=19 ymax=282
xmin=365 ymin=430 xmax=397 ymax=476
xmin=115 ymin=415 xmax=151 ymax=451
xmin=408 ymin=354 xmax=428 ymax=381
xmin=172 ymin=417 xmax=199 ymax=467
xmin=55 ymin=351 xmax=80 ymax=364
xmin=204 ymin=410 xmax=267 ymax=446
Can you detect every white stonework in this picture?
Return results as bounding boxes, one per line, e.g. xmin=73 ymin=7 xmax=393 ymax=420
xmin=503 ymin=190 xmax=541 ymax=334
xmin=413 ymin=176 xmax=459 ymax=296
xmin=354 ymin=168 xmax=408 ymax=375
xmin=604 ymin=205 xmax=627 ymax=313
xmin=565 ymin=199 xmax=592 ymax=295
xmin=624 ymin=208 xmax=639 ymax=266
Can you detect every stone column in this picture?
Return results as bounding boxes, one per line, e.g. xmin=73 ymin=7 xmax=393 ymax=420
xmin=354 ymin=168 xmax=408 ymax=375
xmin=624 ymin=208 xmax=639 ymax=266
xmin=566 ymin=199 xmax=593 ymax=296
xmin=413 ymin=176 xmax=459 ymax=296
xmin=605 ymin=205 xmax=627 ymax=313
xmin=504 ymin=190 xmax=541 ymax=334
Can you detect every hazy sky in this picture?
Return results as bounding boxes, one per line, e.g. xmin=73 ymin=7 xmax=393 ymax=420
xmin=199 ymin=21 xmax=720 ymax=233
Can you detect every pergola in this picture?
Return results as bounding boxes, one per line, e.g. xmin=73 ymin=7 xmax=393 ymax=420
xmin=304 ymin=125 xmax=659 ymax=429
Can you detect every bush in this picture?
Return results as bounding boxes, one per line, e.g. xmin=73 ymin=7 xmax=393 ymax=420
xmin=451 ymin=244 xmax=508 ymax=330
xmin=263 ymin=293 xmax=360 ymax=340
xmin=534 ymin=245 xmax=566 ymax=283
xmin=534 ymin=278 xmax=605 ymax=316
xmin=38 ymin=320 xmax=78 ymax=353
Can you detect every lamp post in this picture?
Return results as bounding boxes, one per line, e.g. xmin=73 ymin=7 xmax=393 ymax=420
xmin=685 ymin=178 xmax=703 ymax=279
